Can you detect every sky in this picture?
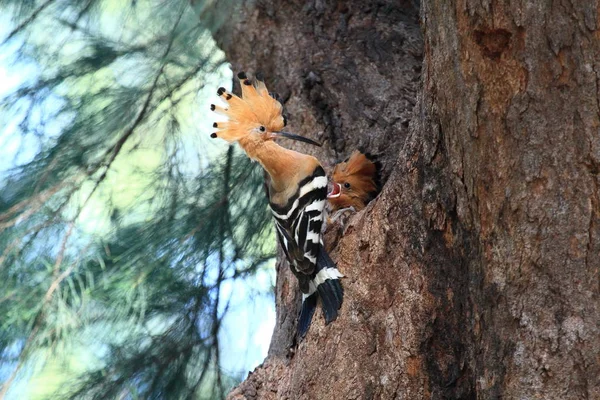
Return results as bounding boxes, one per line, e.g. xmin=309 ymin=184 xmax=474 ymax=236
xmin=0 ymin=23 xmax=39 ymax=173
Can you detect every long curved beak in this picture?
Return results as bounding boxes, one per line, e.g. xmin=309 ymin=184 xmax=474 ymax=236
xmin=270 ymin=131 xmax=322 ymax=147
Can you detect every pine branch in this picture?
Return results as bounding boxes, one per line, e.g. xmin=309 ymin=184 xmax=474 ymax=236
xmin=83 ymin=6 xmax=187 ymax=205
xmin=1 ymin=0 xmax=57 ymax=45
xmin=0 ymin=1 xmax=273 ymax=397
xmin=0 ymin=220 xmax=75 ymax=398
xmin=213 ymin=146 xmax=234 ymax=398
xmin=0 ymin=181 xmax=70 ymax=232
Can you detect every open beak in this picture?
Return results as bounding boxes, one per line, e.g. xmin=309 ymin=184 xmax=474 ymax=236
xmin=327 ymin=182 xmax=341 ymax=199
xmin=270 ymin=131 xmax=322 ymax=147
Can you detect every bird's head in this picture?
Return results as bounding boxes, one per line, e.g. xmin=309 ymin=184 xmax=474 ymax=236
xmin=328 ymin=151 xmax=379 ymax=211
xmin=210 ymin=72 xmax=320 ymax=157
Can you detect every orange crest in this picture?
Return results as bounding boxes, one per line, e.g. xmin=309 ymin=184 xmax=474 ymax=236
xmin=210 ymin=72 xmax=285 ymax=142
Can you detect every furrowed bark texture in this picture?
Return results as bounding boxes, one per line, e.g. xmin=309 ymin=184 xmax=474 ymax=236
xmin=420 ymin=1 xmax=600 ymax=397
xmin=217 ymin=0 xmax=600 ymax=398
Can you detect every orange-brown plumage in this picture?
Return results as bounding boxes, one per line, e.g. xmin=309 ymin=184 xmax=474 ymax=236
xmin=211 ymin=73 xmax=320 ymax=194
xmin=328 ymin=151 xmax=379 ymax=211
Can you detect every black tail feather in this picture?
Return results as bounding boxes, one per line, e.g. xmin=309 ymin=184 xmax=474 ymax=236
xmin=315 ymin=247 xmax=344 ymax=324
xmin=298 ymin=293 xmax=317 ymax=338
xmin=296 ymin=246 xmax=344 ymax=338
xmin=318 ymin=279 xmax=342 ymax=323
xmin=333 ymin=278 xmax=344 ymax=304
xmin=326 ymin=278 xmax=344 ymax=309
xmin=318 ymin=250 xmax=344 ymax=307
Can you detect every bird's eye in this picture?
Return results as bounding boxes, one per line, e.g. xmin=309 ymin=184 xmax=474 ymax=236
xmin=259 ymin=126 xmax=266 ymax=132
xmin=344 ymin=182 xmax=351 ymax=189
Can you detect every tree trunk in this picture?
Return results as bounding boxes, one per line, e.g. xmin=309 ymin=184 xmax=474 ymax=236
xmin=217 ymin=1 xmax=600 ymax=398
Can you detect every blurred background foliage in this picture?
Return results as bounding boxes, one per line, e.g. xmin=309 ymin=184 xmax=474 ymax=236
xmin=0 ymin=0 xmax=277 ymax=399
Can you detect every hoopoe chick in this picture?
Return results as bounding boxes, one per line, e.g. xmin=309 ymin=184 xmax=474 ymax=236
xmin=210 ymin=72 xmax=343 ymax=338
xmin=328 ymin=150 xmax=380 ymax=214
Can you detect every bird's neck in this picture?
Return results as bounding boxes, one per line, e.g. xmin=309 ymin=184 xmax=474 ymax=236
xmin=239 ymin=139 xmax=306 ymax=193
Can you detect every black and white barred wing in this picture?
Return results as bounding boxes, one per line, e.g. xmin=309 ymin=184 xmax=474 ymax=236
xmin=271 ymin=170 xmax=328 ymax=276
xmin=291 ymin=180 xmax=327 ymax=272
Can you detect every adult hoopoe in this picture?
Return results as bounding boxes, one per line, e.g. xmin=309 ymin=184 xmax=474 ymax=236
xmin=210 ymin=72 xmax=343 ymax=337
xmin=327 ymin=150 xmax=380 ymax=213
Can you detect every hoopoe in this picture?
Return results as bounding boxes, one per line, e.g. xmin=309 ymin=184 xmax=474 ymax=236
xmin=328 ymin=150 xmax=380 ymax=213
xmin=210 ymin=72 xmax=343 ymax=337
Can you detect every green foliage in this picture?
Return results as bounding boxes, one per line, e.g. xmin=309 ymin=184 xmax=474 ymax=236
xmin=0 ymin=1 xmax=274 ymax=399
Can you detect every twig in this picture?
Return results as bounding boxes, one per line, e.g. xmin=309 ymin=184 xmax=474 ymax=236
xmin=83 ymin=8 xmax=186 ymax=203
xmin=0 ymin=182 xmax=68 ymax=232
xmin=0 ymin=221 xmax=75 ymax=399
xmin=1 ymin=0 xmax=57 ymax=45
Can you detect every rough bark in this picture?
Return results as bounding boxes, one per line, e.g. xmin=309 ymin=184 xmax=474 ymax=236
xmin=420 ymin=1 xmax=600 ymax=397
xmin=217 ymin=0 xmax=600 ymax=399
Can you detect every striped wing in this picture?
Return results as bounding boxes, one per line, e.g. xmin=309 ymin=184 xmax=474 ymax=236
xmin=270 ymin=167 xmax=327 ymax=277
